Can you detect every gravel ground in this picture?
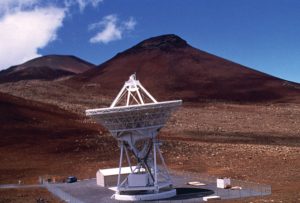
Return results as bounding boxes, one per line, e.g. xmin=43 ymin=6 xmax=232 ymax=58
xmin=1 ymin=84 xmax=299 ymax=202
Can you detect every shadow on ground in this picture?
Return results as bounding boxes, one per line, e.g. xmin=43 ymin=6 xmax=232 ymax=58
xmin=165 ymin=187 xmax=214 ymax=200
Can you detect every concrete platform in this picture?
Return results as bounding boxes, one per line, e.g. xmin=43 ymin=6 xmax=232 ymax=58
xmin=45 ymin=172 xmax=271 ymax=202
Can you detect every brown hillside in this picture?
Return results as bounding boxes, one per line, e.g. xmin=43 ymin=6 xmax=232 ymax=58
xmin=71 ymin=34 xmax=300 ymax=103
xmin=0 ymin=92 xmax=112 ymax=184
xmin=0 ymin=55 xmax=95 ymax=83
xmin=0 ymin=92 xmax=99 ymax=144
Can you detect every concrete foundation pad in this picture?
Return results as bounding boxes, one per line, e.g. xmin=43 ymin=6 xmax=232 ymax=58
xmin=113 ymin=189 xmax=177 ymax=201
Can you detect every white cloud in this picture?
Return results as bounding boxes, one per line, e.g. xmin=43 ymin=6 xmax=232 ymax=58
xmin=123 ymin=17 xmax=136 ymax=30
xmin=89 ymin=15 xmax=121 ymax=44
xmin=0 ymin=0 xmax=112 ymax=70
xmin=0 ymin=0 xmax=38 ymax=14
xmin=89 ymin=14 xmax=137 ymax=44
xmin=0 ymin=7 xmax=65 ymax=70
xmin=0 ymin=0 xmax=103 ymax=70
xmin=64 ymin=0 xmax=103 ymax=12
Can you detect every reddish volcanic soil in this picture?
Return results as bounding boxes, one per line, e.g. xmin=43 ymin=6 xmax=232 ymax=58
xmin=0 ymin=91 xmax=299 ymax=202
xmin=161 ymin=103 xmax=300 ymax=202
xmin=0 ymin=188 xmax=62 ymax=203
xmin=0 ymin=92 xmax=117 ymax=185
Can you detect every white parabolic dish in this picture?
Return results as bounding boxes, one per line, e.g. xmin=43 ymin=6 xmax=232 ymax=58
xmin=86 ymin=100 xmax=181 ymax=135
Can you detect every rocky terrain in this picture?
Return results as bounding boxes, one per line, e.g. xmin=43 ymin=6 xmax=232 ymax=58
xmin=162 ymin=103 xmax=300 ymax=202
xmin=0 ymin=34 xmax=299 ymax=202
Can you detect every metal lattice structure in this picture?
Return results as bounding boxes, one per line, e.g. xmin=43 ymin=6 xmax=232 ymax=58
xmin=86 ymin=74 xmax=182 ymax=201
xmin=86 ymin=101 xmax=180 ymax=134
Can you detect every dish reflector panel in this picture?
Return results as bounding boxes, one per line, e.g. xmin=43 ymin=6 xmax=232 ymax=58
xmin=86 ymin=100 xmax=181 ymax=133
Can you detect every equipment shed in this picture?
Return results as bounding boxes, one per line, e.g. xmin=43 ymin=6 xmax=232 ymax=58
xmin=96 ymin=167 xmax=133 ymax=187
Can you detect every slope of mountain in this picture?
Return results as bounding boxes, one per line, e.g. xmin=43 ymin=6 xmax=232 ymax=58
xmin=71 ymin=34 xmax=300 ymax=103
xmin=0 ymin=91 xmax=100 ymax=147
xmin=0 ymin=55 xmax=95 ymax=83
xmin=0 ymin=92 xmax=83 ymax=133
xmin=0 ymin=92 xmax=109 ymax=185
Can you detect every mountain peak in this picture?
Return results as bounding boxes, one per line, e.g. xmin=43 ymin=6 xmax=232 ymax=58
xmin=0 ymin=55 xmax=95 ymax=83
xmin=76 ymin=34 xmax=300 ymax=103
xmin=125 ymin=34 xmax=188 ymax=54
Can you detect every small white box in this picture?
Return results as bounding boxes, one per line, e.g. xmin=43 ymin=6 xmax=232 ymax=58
xmin=128 ymin=173 xmax=149 ymax=187
xmin=217 ymin=178 xmax=231 ymax=189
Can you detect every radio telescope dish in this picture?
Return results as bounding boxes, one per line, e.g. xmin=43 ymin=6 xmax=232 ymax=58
xmin=86 ymin=74 xmax=182 ymax=201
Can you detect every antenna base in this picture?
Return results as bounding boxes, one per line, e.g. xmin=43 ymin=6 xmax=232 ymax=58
xmin=112 ymin=188 xmax=176 ymax=201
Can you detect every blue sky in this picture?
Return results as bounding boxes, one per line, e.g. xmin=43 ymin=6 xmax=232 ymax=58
xmin=0 ymin=0 xmax=300 ymax=83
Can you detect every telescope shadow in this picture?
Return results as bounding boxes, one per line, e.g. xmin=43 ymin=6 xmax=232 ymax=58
xmin=163 ymin=187 xmax=214 ymax=201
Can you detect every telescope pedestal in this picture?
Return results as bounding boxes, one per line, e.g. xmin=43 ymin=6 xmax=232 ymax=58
xmin=112 ymin=138 xmax=176 ymax=201
xmin=113 ymin=188 xmax=176 ymax=201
